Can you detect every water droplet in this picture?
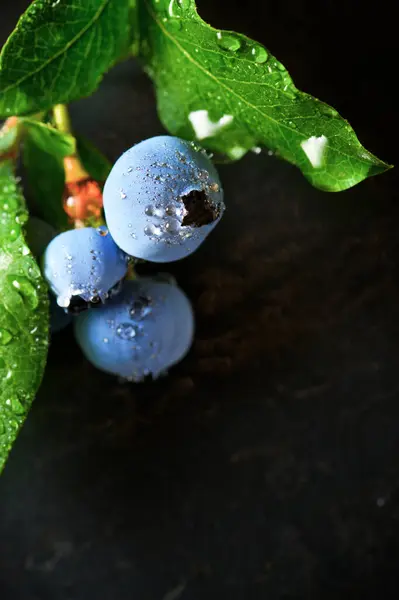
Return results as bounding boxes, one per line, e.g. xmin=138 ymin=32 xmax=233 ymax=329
xmin=120 ymin=189 xmax=127 ymax=199
xmin=129 ymin=296 xmax=152 ymax=320
xmin=8 ymin=226 xmax=21 ymax=241
xmin=15 ymin=210 xmax=28 ymax=225
xmin=164 ymin=219 xmax=180 ymax=234
xmin=9 ymin=276 xmax=39 ymax=310
xmin=103 ymin=337 xmax=109 ymax=344
xmin=10 ymin=396 xmax=25 ymax=415
xmin=144 ymin=224 xmax=162 ymax=237
xmin=168 ymin=18 xmax=182 ymax=31
xmin=0 ymin=328 xmax=13 ymax=345
xmin=216 ymin=32 xmax=242 ymax=52
xmin=145 ymin=205 xmax=154 ymax=216
xmin=176 ymin=0 xmax=191 ymax=9
xmin=209 ymin=182 xmax=220 ymax=192
xmin=165 ymin=205 xmax=176 ymax=216
xmin=250 ymin=44 xmax=268 ymax=64
xmin=153 ymin=205 xmax=165 ymax=218
xmin=116 ymin=323 xmax=138 ymax=341
xmin=97 ymin=225 xmax=108 ymax=237
xmin=167 ymin=0 xmax=183 ymax=16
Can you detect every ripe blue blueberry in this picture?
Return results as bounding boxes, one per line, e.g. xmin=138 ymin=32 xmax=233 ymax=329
xmin=103 ymin=136 xmax=225 ymax=262
xmin=42 ymin=226 xmax=128 ymax=309
xmin=74 ymin=278 xmax=194 ymax=381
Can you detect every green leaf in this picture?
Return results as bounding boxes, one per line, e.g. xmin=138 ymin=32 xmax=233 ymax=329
xmin=0 ymin=0 xmax=132 ymax=118
xmin=76 ymin=135 xmax=112 ymax=182
xmin=21 ymin=119 xmax=76 ymax=158
xmin=22 ymin=135 xmax=68 ymax=230
xmin=0 ymin=159 xmax=49 ymax=473
xmin=138 ymin=0 xmax=391 ymax=191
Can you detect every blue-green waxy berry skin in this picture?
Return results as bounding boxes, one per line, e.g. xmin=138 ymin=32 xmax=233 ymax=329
xmin=103 ymin=136 xmax=225 ymax=262
xmin=74 ymin=278 xmax=194 ymax=381
xmin=42 ymin=227 xmax=128 ymax=308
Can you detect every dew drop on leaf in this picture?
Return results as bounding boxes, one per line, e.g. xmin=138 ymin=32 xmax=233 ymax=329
xmin=9 ymin=276 xmax=39 ymax=310
xmin=168 ymin=19 xmax=183 ymax=32
xmin=10 ymin=396 xmax=25 ymax=416
xmin=250 ymin=44 xmax=268 ymax=64
xmin=176 ymin=0 xmax=191 ymax=11
xmin=0 ymin=328 xmax=13 ymax=345
xmin=216 ymin=32 xmax=242 ymax=52
xmin=15 ymin=210 xmax=28 ymax=225
xmin=8 ymin=226 xmax=21 ymax=242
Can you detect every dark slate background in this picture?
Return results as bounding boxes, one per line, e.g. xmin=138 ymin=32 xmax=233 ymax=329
xmin=1 ymin=1 xmax=398 ymax=598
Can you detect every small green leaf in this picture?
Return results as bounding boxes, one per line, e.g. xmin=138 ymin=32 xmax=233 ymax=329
xmin=76 ymin=135 xmax=112 ymax=182
xmin=21 ymin=119 xmax=76 ymax=158
xmin=139 ymin=0 xmax=390 ymax=191
xmin=0 ymin=159 xmax=49 ymax=473
xmin=0 ymin=0 xmax=132 ymax=118
xmin=22 ymin=135 xmax=68 ymax=230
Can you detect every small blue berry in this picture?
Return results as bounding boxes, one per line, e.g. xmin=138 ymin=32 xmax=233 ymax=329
xmin=103 ymin=136 xmax=225 ymax=262
xmin=42 ymin=226 xmax=128 ymax=309
xmin=74 ymin=278 xmax=194 ymax=381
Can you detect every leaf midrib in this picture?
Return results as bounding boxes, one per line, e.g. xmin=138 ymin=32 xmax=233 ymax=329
xmin=0 ymin=0 xmax=110 ymax=95
xmin=144 ymin=0 xmax=373 ymax=168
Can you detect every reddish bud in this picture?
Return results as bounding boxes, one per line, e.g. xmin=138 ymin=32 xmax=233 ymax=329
xmin=63 ymin=179 xmax=103 ymax=221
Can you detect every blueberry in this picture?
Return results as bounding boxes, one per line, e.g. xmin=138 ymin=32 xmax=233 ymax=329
xmin=103 ymin=136 xmax=225 ymax=262
xmin=74 ymin=278 xmax=194 ymax=381
xmin=42 ymin=226 xmax=128 ymax=309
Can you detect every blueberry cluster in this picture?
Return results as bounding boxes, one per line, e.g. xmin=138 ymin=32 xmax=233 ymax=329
xmin=37 ymin=136 xmax=225 ymax=381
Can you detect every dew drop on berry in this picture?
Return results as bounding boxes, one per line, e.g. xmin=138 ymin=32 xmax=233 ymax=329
xmin=116 ymin=323 xmax=138 ymax=340
xmin=97 ymin=225 xmax=109 ymax=237
xmin=165 ymin=204 xmax=176 ymax=216
xmin=129 ymin=296 xmax=152 ymax=320
xmin=164 ymin=219 xmax=180 ymax=234
xmin=144 ymin=224 xmax=162 ymax=237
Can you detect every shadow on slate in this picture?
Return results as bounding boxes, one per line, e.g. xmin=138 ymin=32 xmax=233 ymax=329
xmin=1 ymin=0 xmax=399 ymax=599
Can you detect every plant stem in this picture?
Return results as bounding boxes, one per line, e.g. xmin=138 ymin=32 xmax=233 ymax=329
xmin=53 ymin=104 xmax=72 ymax=134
